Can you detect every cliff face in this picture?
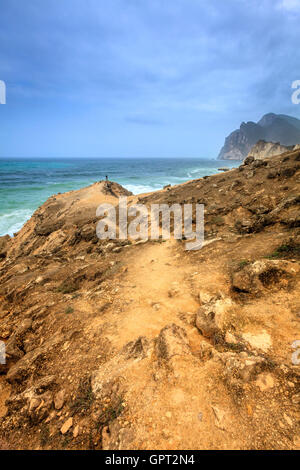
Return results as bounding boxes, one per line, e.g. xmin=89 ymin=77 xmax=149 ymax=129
xmin=218 ymin=113 xmax=300 ymax=160
xmin=247 ymin=140 xmax=294 ymax=160
xmin=0 ymin=150 xmax=300 ymax=450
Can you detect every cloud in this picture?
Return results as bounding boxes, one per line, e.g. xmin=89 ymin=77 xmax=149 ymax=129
xmin=278 ymin=0 xmax=300 ymax=11
xmin=0 ymin=0 xmax=300 ymax=157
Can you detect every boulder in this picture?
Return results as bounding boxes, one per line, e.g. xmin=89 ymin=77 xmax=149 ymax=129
xmin=7 ymin=334 xmax=63 ymax=383
xmin=156 ymin=324 xmax=191 ymax=360
xmin=231 ymin=259 xmax=293 ymax=294
xmin=221 ymin=351 xmax=268 ymax=388
xmin=243 ymin=156 xmax=255 ymax=166
xmin=5 ymin=336 xmax=24 ymax=361
xmin=196 ymin=297 xmax=234 ymax=340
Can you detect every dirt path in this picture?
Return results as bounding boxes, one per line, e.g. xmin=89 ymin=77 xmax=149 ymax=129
xmin=107 ymin=240 xmax=200 ymax=350
xmin=89 ymin=239 xmax=299 ymax=450
xmin=89 ymin=241 xmax=242 ymax=450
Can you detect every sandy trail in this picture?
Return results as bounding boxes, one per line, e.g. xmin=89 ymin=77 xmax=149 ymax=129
xmin=107 ymin=239 xmax=200 ymax=351
xmin=92 ymin=241 xmax=242 ymax=450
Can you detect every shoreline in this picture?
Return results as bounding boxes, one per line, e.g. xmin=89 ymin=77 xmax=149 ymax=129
xmin=0 ymin=158 xmax=239 ymax=238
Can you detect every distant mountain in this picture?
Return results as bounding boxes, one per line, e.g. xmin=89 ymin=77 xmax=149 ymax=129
xmin=218 ymin=113 xmax=300 ymax=160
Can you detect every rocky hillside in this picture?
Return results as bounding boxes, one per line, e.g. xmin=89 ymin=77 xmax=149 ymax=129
xmin=218 ymin=113 xmax=300 ymax=160
xmin=0 ymin=150 xmax=299 ymax=450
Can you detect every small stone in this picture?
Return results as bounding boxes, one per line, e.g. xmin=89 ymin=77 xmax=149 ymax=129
xmin=165 ymin=411 xmax=172 ymax=419
xmin=29 ymin=398 xmax=41 ymax=412
xmin=225 ymin=331 xmax=237 ymax=345
xmin=73 ymin=425 xmax=80 ymax=438
xmin=283 ymin=413 xmax=293 ymax=426
xmin=211 ymin=406 xmax=227 ymax=430
xmin=292 ymin=394 xmax=300 ymax=404
xmin=168 ymin=289 xmax=179 ymax=298
xmin=199 ymin=291 xmax=215 ymax=304
xmin=255 ymin=373 xmax=275 ymax=392
xmin=61 ymin=417 xmax=73 ymax=435
xmin=294 ymin=437 xmax=300 ymax=449
xmin=152 ymin=303 xmax=160 ymax=310
xmin=242 ymin=330 xmax=272 ymax=352
xmin=54 ymin=390 xmax=65 ymax=410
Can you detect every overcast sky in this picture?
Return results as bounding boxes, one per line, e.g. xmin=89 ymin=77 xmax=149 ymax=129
xmin=0 ymin=0 xmax=300 ymax=158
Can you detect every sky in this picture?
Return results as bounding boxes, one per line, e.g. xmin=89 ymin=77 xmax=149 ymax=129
xmin=0 ymin=0 xmax=300 ymax=158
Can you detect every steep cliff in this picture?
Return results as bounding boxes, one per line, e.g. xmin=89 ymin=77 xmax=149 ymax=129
xmin=218 ymin=113 xmax=300 ymax=160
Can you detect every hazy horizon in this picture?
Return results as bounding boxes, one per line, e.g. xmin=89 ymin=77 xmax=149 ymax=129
xmin=0 ymin=155 xmax=220 ymax=160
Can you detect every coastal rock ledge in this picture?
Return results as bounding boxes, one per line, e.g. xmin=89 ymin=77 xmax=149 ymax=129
xmin=0 ymin=149 xmax=300 ymax=450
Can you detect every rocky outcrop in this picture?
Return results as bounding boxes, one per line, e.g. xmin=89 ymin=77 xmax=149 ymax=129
xmin=218 ymin=113 xmax=300 ymax=160
xmin=247 ymin=140 xmax=294 ymax=160
xmin=0 ymin=149 xmax=299 ymax=450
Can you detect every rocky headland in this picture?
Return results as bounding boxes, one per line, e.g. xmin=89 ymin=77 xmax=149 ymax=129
xmin=0 ymin=149 xmax=299 ymax=450
xmin=218 ymin=113 xmax=300 ymax=160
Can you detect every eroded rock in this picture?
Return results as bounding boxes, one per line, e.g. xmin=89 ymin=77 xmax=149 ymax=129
xmin=231 ymin=259 xmax=295 ymax=294
xmin=122 ymin=336 xmax=151 ymax=360
xmin=156 ymin=324 xmax=191 ymax=360
xmin=196 ymin=297 xmax=234 ymax=340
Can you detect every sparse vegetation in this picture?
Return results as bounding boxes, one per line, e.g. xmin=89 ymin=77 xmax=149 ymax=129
xmin=258 ymin=267 xmax=282 ymax=287
xmin=61 ymin=434 xmax=72 ymax=449
xmin=56 ymin=279 xmax=79 ymax=294
xmin=70 ymin=377 xmax=95 ymax=415
xmin=211 ymin=215 xmax=224 ymax=226
xmin=98 ymin=395 xmax=124 ymax=426
xmin=101 ymin=262 xmax=123 ymax=281
xmin=65 ymin=306 xmax=74 ymax=314
xmin=71 ymin=293 xmax=80 ymax=299
xmin=238 ymin=259 xmax=249 ymax=268
xmin=40 ymin=423 xmax=50 ymax=447
xmin=266 ymin=241 xmax=300 ymax=259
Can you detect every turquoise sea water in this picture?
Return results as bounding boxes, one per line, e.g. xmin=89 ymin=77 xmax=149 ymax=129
xmin=0 ymin=158 xmax=238 ymax=237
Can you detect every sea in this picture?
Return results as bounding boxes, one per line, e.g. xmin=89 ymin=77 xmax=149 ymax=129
xmin=0 ymin=158 xmax=238 ymax=237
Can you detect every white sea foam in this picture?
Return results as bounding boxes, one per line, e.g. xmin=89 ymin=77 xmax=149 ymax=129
xmin=124 ymin=183 xmax=162 ymax=195
xmin=0 ymin=209 xmax=33 ymax=237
